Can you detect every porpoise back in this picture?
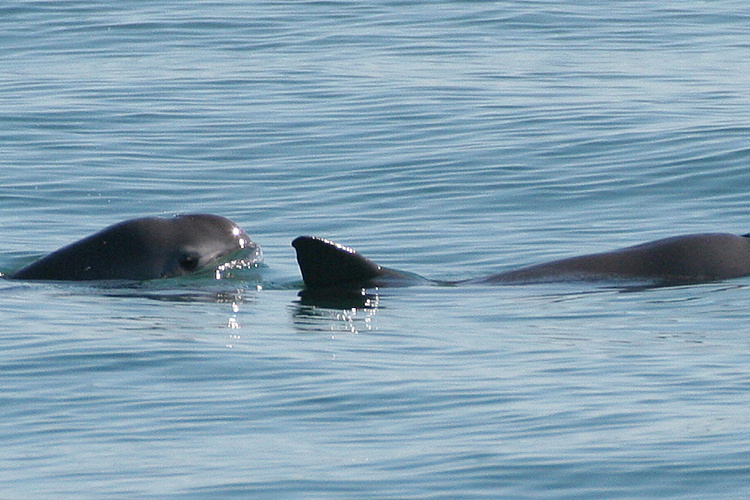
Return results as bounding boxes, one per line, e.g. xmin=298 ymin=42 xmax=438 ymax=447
xmin=292 ymin=233 xmax=750 ymax=289
xmin=479 ymin=233 xmax=750 ymax=284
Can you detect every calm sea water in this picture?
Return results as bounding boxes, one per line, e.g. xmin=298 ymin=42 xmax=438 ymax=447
xmin=3 ymin=1 xmax=750 ymax=498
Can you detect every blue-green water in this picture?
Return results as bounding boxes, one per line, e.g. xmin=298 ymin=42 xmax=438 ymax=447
xmin=3 ymin=1 xmax=750 ymax=498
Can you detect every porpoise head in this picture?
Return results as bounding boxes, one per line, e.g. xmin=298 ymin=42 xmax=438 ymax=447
xmin=158 ymin=214 xmax=261 ymax=278
xmin=10 ymin=214 xmax=261 ymax=281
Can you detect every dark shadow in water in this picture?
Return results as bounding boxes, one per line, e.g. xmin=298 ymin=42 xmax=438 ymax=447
xmin=2 ymin=266 xmax=267 ymax=304
xmin=291 ymin=288 xmax=381 ymax=334
xmin=297 ymin=286 xmax=381 ymax=309
xmin=97 ymin=267 xmax=267 ymax=303
xmin=102 ymin=285 xmax=256 ymax=304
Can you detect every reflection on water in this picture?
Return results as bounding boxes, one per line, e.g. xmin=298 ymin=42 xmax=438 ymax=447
xmin=106 ymin=288 xmax=254 ymax=303
xmin=291 ymin=290 xmax=380 ymax=334
xmin=296 ymin=287 xmax=380 ymax=309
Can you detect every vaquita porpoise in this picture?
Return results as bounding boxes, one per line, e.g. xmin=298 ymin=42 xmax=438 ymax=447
xmin=292 ymin=233 xmax=750 ymax=289
xmin=9 ymin=214 xmax=260 ymax=281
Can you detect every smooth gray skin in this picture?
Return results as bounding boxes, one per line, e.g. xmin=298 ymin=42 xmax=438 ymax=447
xmin=10 ymin=214 xmax=259 ymax=281
xmin=292 ymin=236 xmax=429 ymax=289
xmin=292 ymin=233 xmax=750 ymax=289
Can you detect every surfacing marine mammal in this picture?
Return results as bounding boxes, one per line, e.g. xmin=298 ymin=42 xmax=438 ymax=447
xmin=292 ymin=233 xmax=750 ymax=289
xmin=10 ymin=214 xmax=259 ymax=281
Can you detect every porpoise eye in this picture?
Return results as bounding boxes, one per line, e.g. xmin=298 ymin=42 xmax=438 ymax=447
xmin=178 ymin=254 xmax=200 ymax=272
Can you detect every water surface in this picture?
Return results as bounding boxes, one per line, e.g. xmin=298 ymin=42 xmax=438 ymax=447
xmin=2 ymin=1 xmax=750 ymax=498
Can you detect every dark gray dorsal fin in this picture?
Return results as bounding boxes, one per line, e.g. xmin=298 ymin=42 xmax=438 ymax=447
xmin=292 ymin=236 xmax=384 ymax=288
